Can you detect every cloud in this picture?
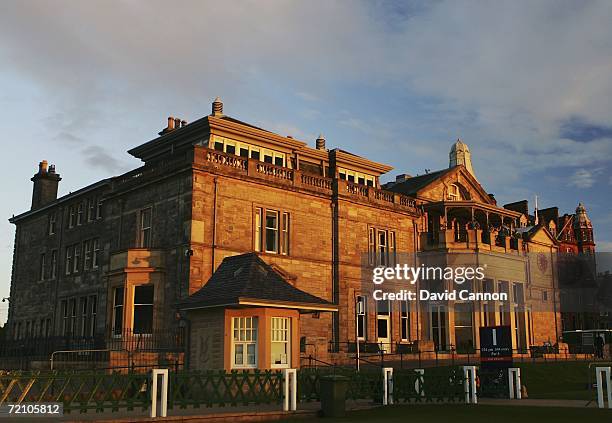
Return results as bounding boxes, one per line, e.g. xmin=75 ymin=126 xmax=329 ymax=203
xmin=560 ymin=117 xmax=612 ymax=143
xmin=81 ymin=145 xmax=129 ymax=174
xmin=598 ymin=241 xmax=612 ymax=253
xmin=568 ymin=168 xmax=604 ymax=188
xmin=1 ymin=0 xmax=612 ymax=250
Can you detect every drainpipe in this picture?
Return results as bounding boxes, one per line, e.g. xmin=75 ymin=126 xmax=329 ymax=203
xmin=551 ymin=249 xmax=559 ymax=343
xmin=52 ymin=206 xmax=65 ymax=336
xmin=413 ymin=217 xmax=420 ymax=342
xmin=212 ymin=177 xmax=218 ymax=272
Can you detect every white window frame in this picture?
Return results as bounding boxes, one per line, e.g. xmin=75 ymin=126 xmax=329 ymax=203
xmin=92 ymin=238 xmax=100 ymax=269
xmin=271 ymin=317 xmax=291 ymax=368
xmin=48 ymin=213 xmax=56 ymax=235
xmin=61 ymin=300 xmax=68 ymax=336
xmin=356 ymin=295 xmax=366 ymax=340
xmin=281 ymin=212 xmax=290 ymax=255
xmin=378 ymin=229 xmax=388 ymax=266
xmin=88 ymin=295 xmax=97 ymax=337
xmin=83 ymin=240 xmax=92 ymax=270
xmin=369 ymin=227 xmax=396 ymax=266
xmin=68 ymin=206 xmax=75 ymax=228
xmin=265 ymin=210 xmax=279 ymax=253
xmin=65 ymin=247 xmax=72 ymax=275
xmin=87 ymin=198 xmax=95 ymax=222
xmin=254 ymin=208 xmax=262 ymax=252
xmin=39 ymin=253 xmax=46 ymax=281
xmin=338 ymin=168 xmax=375 ymax=186
xmin=112 ymin=287 xmax=124 ymax=337
xmin=77 ymin=202 xmax=84 ymax=225
xmin=80 ymin=296 xmax=88 ymax=337
xmin=133 ymin=284 xmax=154 ymax=335
xmin=73 ymin=244 xmax=80 ymax=273
xmin=232 ymin=317 xmax=258 ymax=369
xmin=447 ymin=184 xmax=460 ymax=201
xmin=400 ymin=300 xmax=410 ymax=342
xmin=255 ymin=207 xmax=290 ymax=255
xmin=69 ymin=298 xmax=77 ymax=335
xmin=50 ymin=250 xmax=57 ymax=279
xmin=211 ymin=137 xmax=287 ymax=167
xmin=96 ymin=199 xmax=103 ymax=219
xmin=139 ymin=208 xmax=152 ymax=248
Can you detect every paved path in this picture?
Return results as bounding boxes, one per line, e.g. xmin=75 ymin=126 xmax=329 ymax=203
xmin=14 ymin=398 xmax=603 ymax=422
xmin=479 ymin=398 xmax=598 ymax=408
xmin=26 ymin=399 xmax=375 ymax=423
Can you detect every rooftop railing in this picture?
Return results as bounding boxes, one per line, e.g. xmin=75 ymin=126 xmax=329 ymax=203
xmin=195 ymin=147 xmax=419 ymax=214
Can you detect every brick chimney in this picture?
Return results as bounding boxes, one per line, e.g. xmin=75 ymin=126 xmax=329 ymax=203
xmin=31 ymin=160 xmax=61 ymax=210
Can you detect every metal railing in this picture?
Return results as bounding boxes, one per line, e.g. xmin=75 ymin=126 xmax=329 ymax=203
xmin=326 ymin=341 xmax=603 ymax=369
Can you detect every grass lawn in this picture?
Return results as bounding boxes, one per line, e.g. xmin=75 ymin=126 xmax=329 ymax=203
xmin=278 ymin=404 xmax=611 ymax=423
xmin=516 ymin=361 xmax=598 ymax=400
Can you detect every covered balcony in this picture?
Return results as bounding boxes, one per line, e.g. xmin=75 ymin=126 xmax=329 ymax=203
xmin=420 ymin=201 xmax=524 ymax=254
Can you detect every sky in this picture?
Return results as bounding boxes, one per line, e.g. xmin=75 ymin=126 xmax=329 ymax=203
xmin=1 ymin=1 xmax=611 ymax=324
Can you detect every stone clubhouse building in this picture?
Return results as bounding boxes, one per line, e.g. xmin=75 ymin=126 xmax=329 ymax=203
xmin=5 ymin=98 xmax=596 ymax=370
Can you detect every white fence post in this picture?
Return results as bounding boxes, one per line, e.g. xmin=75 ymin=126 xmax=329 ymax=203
xmin=283 ymin=369 xmax=297 ymax=411
xmin=382 ymin=367 xmax=394 ymax=405
xmin=415 ymin=368 xmax=425 ymax=397
xmin=508 ymin=368 xmax=521 ymax=399
xmin=596 ymin=367 xmax=612 ymax=409
xmin=151 ymin=368 xmax=169 ymax=418
xmin=462 ymin=366 xmax=477 ymax=404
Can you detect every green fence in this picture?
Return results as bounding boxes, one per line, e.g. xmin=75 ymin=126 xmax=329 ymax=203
xmin=169 ymin=370 xmax=283 ymax=408
xmin=1 ymin=367 xmax=467 ymax=414
xmin=0 ymin=370 xmax=149 ymax=413
xmin=0 ymin=369 xmax=283 ymax=413
xmin=298 ymin=367 xmax=466 ymax=403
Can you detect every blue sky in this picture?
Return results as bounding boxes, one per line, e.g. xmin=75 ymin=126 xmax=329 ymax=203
xmin=1 ymin=1 xmax=612 ymax=324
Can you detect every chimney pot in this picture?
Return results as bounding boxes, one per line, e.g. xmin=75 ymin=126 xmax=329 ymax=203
xmin=167 ymin=116 xmax=175 ymax=130
xmin=181 ymin=120 xmax=187 ymax=127
xmin=49 ymin=164 xmax=56 ymax=174
xmin=39 ymin=160 xmax=48 ymax=174
xmin=316 ymin=134 xmax=326 ymax=150
xmin=212 ymin=97 xmax=223 ymax=116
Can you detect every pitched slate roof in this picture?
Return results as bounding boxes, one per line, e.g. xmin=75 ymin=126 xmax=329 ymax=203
xmin=178 ymin=253 xmax=336 ymax=311
xmin=386 ymin=168 xmax=453 ymax=196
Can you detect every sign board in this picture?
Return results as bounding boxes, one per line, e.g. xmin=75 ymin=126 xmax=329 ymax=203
xmin=479 ymin=325 xmax=512 ymax=368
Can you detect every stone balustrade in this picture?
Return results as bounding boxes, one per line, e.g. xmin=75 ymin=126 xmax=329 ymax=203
xmin=194 ymin=146 xmax=419 ymax=214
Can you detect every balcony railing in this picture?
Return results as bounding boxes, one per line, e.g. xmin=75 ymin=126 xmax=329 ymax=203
xmin=206 ymin=149 xmax=247 ymax=170
xmin=195 ymin=147 xmax=419 ymax=214
xmin=421 ymin=228 xmax=523 ymax=253
xmin=255 ymin=162 xmax=293 ymax=180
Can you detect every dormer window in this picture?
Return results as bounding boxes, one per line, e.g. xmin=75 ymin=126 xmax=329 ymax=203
xmin=448 ymin=184 xmax=460 ymax=201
